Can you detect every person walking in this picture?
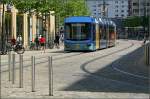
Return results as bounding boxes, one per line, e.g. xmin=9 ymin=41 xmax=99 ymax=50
xmin=16 ymin=35 xmax=22 ymax=45
xmin=54 ymin=33 xmax=60 ymax=49
xmin=34 ymin=36 xmax=39 ymax=50
xmin=39 ymin=35 xmax=46 ymax=53
xmin=59 ymin=27 xmax=64 ymax=43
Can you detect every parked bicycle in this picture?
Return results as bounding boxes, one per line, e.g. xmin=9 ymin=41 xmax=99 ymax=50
xmin=6 ymin=42 xmax=25 ymax=54
xmin=47 ymin=40 xmax=54 ymax=49
xmin=47 ymin=40 xmax=60 ymax=49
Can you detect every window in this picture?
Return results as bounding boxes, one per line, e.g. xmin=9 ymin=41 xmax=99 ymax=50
xmin=98 ymin=4 xmax=101 ymax=7
xmin=122 ymin=5 xmax=124 ymax=8
xmin=133 ymin=9 xmax=139 ymax=13
xmin=116 ymin=5 xmax=118 ymax=8
xmin=121 ymin=10 xmax=124 ymax=12
xmin=65 ymin=23 xmax=91 ymax=40
xmin=133 ymin=3 xmax=138 ymax=6
xmin=115 ymin=1 xmax=118 ymax=3
xmin=115 ymin=10 xmax=118 ymax=12
xmin=115 ymin=14 xmax=118 ymax=17
xmin=93 ymin=9 xmax=96 ymax=11
xmin=122 ymin=1 xmax=124 ymax=3
xmin=93 ymin=5 xmax=96 ymax=7
xmin=121 ymin=14 xmax=124 ymax=17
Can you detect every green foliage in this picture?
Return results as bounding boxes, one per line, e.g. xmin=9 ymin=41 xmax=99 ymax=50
xmin=2 ymin=0 xmax=90 ymax=16
xmin=2 ymin=0 xmax=90 ymax=27
xmin=123 ymin=16 xmax=149 ymax=27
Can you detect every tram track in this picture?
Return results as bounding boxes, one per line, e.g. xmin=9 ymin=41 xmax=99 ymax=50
xmin=79 ymin=41 xmax=148 ymax=88
xmin=1 ymin=41 xmax=121 ymax=73
xmin=0 ymin=50 xmax=78 ymax=67
xmin=1 ymin=41 xmax=121 ymax=67
xmin=1 ymin=50 xmax=86 ymax=73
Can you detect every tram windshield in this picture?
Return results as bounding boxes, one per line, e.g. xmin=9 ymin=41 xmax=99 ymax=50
xmin=65 ymin=23 xmax=91 ymax=40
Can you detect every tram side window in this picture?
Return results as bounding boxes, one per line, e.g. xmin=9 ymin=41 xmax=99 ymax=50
xmin=81 ymin=24 xmax=90 ymax=39
xmin=99 ymin=25 xmax=102 ymax=39
xmin=93 ymin=24 xmax=96 ymax=41
xmin=65 ymin=24 xmax=71 ymax=39
xmin=101 ymin=26 xmax=107 ymax=40
xmin=103 ymin=26 xmax=107 ymax=40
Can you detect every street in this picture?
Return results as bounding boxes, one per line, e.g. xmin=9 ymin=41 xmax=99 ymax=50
xmin=1 ymin=39 xmax=149 ymax=98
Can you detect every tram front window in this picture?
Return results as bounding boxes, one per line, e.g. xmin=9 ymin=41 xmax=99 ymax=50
xmin=65 ymin=23 xmax=90 ymax=40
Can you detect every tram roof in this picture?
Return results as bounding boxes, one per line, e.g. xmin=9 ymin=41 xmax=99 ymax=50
xmin=65 ymin=16 xmax=96 ymax=23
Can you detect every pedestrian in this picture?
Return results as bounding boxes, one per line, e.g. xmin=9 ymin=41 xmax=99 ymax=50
xmin=60 ymin=27 xmax=64 ymax=36
xmin=11 ymin=36 xmax=16 ymax=46
xmin=30 ymin=41 xmax=35 ymax=50
xmin=60 ymin=33 xmax=64 ymax=43
xmin=59 ymin=27 xmax=64 ymax=43
xmin=16 ymin=35 xmax=22 ymax=45
xmin=34 ymin=36 xmax=39 ymax=50
xmin=143 ymin=34 xmax=148 ymax=45
xmin=54 ymin=33 xmax=60 ymax=49
xmin=39 ymin=35 xmax=46 ymax=53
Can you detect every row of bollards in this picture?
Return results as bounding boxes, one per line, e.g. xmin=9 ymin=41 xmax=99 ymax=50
xmin=0 ymin=52 xmax=53 ymax=97
xmin=144 ymin=44 xmax=150 ymax=66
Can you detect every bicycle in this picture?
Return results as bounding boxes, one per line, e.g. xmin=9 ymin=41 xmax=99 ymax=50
xmin=6 ymin=42 xmax=25 ymax=54
xmin=47 ymin=39 xmax=61 ymax=49
xmin=47 ymin=40 xmax=54 ymax=49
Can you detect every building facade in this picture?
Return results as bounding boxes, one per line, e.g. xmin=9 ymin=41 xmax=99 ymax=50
xmin=129 ymin=0 xmax=150 ymax=16
xmin=0 ymin=4 xmax=55 ymax=49
xmin=86 ymin=0 xmax=129 ymax=18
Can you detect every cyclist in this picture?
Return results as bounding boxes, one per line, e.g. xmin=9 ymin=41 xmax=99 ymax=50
xmin=11 ymin=37 xmax=16 ymax=47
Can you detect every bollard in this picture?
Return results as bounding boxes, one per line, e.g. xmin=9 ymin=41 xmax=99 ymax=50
xmin=8 ymin=51 xmax=11 ymax=81
xmin=48 ymin=56 xmax=53 ymax=96
xmin=0 ymin=55 xmax=1 ymax=98
xmin=19 ymin=54 xmax=23 ymax=88
xmin=12 ymin=54 xmax=15 ymax=84
xmin=31 ymin=56 xmax=35 ymax=92
xmin=145 ymin=45 xmax=150 ymax=66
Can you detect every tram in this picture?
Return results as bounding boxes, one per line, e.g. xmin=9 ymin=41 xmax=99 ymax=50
xmin=64 ymin=16 xmax=116 ymax=51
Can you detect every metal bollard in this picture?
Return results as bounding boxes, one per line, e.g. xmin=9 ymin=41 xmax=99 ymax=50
xmin=31 ymin=56 xmax=35 ymax=92
xmin=145 ymin=45 xmax=150 ymax=66
xmin=19 ymin=54 xmax=23 ymax=88
xmin=48 ymin=56 xmax=53 ymax=96
xmin=0 ymin=55 xmax=1 ymax=98
xmin=8 ymin=51 xmax=11 ymax=81
xmin=12 ymin=54 xmax=15 ymax=84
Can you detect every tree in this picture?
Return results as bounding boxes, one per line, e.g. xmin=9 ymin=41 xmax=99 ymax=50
xmin=2 ymin=0 xmax=90 ymax=33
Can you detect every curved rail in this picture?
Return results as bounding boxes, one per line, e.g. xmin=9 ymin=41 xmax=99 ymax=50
xmin=79 ymin=42 xmax=148 ymax=88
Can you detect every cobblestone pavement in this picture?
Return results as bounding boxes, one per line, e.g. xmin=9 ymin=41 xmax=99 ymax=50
xmin=1 ymin=40 xmax=149 ymax=99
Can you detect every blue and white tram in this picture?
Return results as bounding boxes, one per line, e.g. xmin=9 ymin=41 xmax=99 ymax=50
xmin=64 ymin=16 xmax=116 ymax=51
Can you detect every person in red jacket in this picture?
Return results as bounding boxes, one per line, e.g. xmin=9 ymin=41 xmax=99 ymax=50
xmin=39 ymin=35 xmax=46 ymax=53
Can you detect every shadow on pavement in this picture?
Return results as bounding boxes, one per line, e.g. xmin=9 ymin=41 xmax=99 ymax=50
xmin=62 ymin=45 xmax=149 ymax=94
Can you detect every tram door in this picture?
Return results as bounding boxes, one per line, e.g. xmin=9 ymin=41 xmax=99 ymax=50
xmin=96 ymin=23 xmax=100 ymax=49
